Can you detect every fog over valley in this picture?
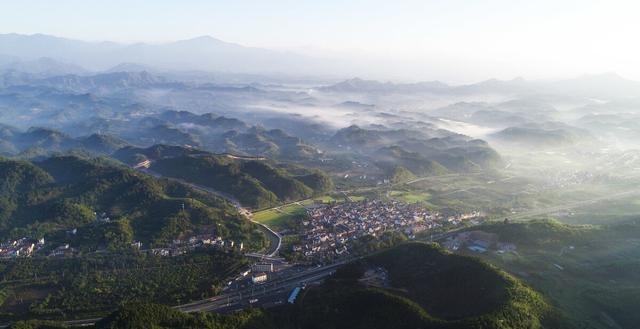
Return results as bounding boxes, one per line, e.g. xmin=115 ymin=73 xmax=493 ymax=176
xmin=2 ymin=2 xmax=640 ymax=328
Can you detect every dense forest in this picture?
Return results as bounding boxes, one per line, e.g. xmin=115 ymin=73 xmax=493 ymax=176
xmin=7 ymin=243 xmax=571 ymax=329
xmin=472 ymin=219 xmax=640 ymax=329
xmin=294 ymin=242 xmax=570 ymax=329
xmin=113 ymin=144 xmax=333 ymax=209
xmin=1 ymin=248 xmax=249 ymax=320
xmin=0 ymin=156 xmax=264 ymax=249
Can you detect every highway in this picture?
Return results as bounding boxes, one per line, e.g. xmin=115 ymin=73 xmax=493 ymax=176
xmin=175 ymin=261 xmax=345 ymax=313
xmin=0 ymin=225 xmax=466 ymax=328
xmin=24 ymin=262 xmax=347 ymax=327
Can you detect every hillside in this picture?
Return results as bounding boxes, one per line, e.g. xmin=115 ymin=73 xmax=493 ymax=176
xmin=489 ymin=122 xmax=593 ymax=149
xmin=296 ymin=242 xmax=568 ymax=329
xmin=1 ymin=249 xmax=249 ymax=320
xmin=91 ymin=303 xmax=277 ymax=329
xmin=375 ymin=146 xmax=449 ymax=176
xmin=329 ymin=125 xmax=502 ymax=175
xmin=0 ymin=156 xmax=263 ymax=249
xmin=83 ymin=243 xmax=569 ymax=329
xmin=469 ymin=219 xmax=640 ymax=329
xmin=0 ymin=125 xmax=130 ymax=157
xmin=114 ymin=145 xmax=332 ymax=209
xmin=0 ymin=155 xmax=270 ymax=320
xmin=151 ymin=155 xmax=328 ymax=209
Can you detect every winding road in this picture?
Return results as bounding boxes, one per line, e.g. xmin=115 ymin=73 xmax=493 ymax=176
xmin=139 ymin=167 xmax=282 ymax=257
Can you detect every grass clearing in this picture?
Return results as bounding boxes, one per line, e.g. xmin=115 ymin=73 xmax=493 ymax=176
xmin=252 ymin=203 xmax=307 ymax=231
xmin=388 ymin=190 xmax=434 ymax=204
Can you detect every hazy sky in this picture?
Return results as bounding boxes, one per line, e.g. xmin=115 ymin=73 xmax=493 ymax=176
xmin=2 ymin=0 xmax=640 ymax=82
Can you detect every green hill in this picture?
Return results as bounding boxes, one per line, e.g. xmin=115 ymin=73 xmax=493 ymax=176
xmin=470 ymin=219 xmax=640 ymax=329
xmin=296 ymin=242 xmax=568 ymax=329
xmin=489 ymin=122 xmax=593 ymax=149
xmin=86 ymin=243 xmax=568 ymax=329
xmin=0 ymin=156 xmax=263 ymax=249
xmin=375 ymin=146 xmax=449 ymax=176
xmin=114 ymin=145 xmax=333 ymax=209
xmin=0 ymin=155 xmax=266 ymax=320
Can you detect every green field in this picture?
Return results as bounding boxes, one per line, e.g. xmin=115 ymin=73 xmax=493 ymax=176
xmin=387 ymin=190 xmax=437 ymax=207
xmin=252 ymin=203 xmax=308 ymax=231
xmin=251 ymin=194 xmax=368 ymax=231
xmin=464 ymin=219 xmax=640 ymax=329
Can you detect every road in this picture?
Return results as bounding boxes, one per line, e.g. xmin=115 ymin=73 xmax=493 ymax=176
xmin=249 ymin=219 xmax=282 ymax=257
xmin=176 ymin=262 xmax=343 ymax=313
xmin=0 ymin=222 xmax=471 ymax=328
xmin=23 ymin=262 xmax=347 ymax=327
xmin=139 ymin=167 xmax=282 ymax=256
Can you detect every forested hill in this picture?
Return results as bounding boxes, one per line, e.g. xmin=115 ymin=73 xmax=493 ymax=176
xmin=49 ymin=243 xmax=570 ymax=329
xmin=114 ymin=145 xmax=333 ymax=209
xmin=0 ymin=155 xmax=264 ymax=250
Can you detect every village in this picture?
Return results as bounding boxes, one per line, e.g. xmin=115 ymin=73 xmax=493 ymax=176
xmin=0 ymin=210 xmax=246 ymax=259
xmin=292 ymin=199 xmax=483 ymax=260
xmin=0 ymin=232 xmax=247 ymax=259
xmin=0 ymin=237 xmax=46 ymax=258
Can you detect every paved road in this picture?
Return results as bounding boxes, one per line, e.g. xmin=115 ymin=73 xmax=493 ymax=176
xmin=138 ymin=167 xmax=282 ymax=256
xmin=249 ymin=220 xmax=282 ymax=257
xmin=32 ymin=262 xmax=346 ymax=327
xmin=0 ymin=223 xmax=470 ymax=328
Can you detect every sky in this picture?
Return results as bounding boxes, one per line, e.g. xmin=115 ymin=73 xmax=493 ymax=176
xmin=2 ymin=0 xmax=640 ymax=83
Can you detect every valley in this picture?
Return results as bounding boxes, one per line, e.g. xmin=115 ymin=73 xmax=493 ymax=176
xmin=2 ymin=33 xmax=640 ymax=328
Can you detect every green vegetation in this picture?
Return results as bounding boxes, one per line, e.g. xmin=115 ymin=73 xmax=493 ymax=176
xmin=9 ymin=319 xmax=68 ymax=329
xmin=252 ymin=204 xmax=307 ymax=232
xmin=387 ymin=190 xmax=435 ymax=206
xmin=127 ymin=150 xmax=332 ymax=209
xmin=10 ymin=243 xmax=566 ymax=329
xmin=9 ymin=302 xmax=282 ymax=329
xmin=470 ymin=219 xmax=640 ymax=329
xmin=296 ymin=242 xmax=568 ymax=329
xmin=0 ymin=248 xmax=248 ymax=320
xmin=0 ymin=156 xmax=263 ymax=249
xmin=376 ymin=147 xmax=449 ymax=176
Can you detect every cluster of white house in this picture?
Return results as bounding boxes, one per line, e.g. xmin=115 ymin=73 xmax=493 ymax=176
xmin=0 ymin=237 xmax=45 ymax=258
xmin=139 ymin=234 xmax=245 ymax=257
xmin=293 ymin=200 xmax=482 ymax=259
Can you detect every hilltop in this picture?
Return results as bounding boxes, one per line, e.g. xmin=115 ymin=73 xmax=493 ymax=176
xmin=295 ymin=242 xmax=568 ymax=329
xmin=0 ymin=155 xmax=263 ymax=249
xmin=113 ymin=145 xmax=333 ymax=209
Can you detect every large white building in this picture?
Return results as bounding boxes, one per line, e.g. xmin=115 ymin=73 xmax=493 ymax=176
xmin=252 ymin=272 xmax=268 ymax=284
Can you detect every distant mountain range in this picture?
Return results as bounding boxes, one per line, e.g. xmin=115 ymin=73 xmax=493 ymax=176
xmin=0 ymin=33 xmax=326 ymax=76
xmin=0 ymin=57 xmax=88 ymax=76
xmin=488 ymin=122 xmax=594 ymax=149
xmin=4 ymin=33 xmax=640 ymax=99
xmin=0 ymin=126 xmax=128 ymax=157
xmin=320 ymin=74 xmax=640 ymax=99
xmin=320 ymin=77 xmax=450 ymax=93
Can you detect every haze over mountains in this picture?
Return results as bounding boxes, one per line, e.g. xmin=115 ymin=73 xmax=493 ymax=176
xmin=4 ymin=33 xmax=640 ymax=182
xmin=4 ymin=33 xmax=640 ymax=97
xmin=4 ymin=26 xmax=640 ymax=329
xmin=0 ymin=33 xmax=336 ymax=78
